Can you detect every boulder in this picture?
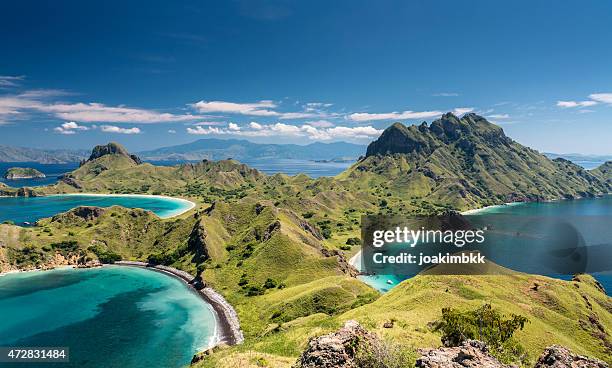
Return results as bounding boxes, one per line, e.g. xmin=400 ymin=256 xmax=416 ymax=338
xmin=415 ymin=340 xmax=513 ymax=368
xmin=534 ymin=345 xmax=608 ymax=368
xmin=293 ymin=320 xmax=379 ymax=368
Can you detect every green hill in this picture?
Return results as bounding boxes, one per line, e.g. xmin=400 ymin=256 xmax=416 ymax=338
xmin=193 ymin=270 xmax=611 ymax=368
xmin=1 ymin=116 xmax=611 ymax=367
xmin=342 ymin=113 xmax=610 ymax=210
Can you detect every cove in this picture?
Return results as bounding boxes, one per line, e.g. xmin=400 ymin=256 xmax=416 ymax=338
xmin=355 ymin=196 xmax=612 ymax=293
xmin=0 ymin=266 xmax=217 ymax=368
xmin=0 ymin=194 xmax=195 ymax=225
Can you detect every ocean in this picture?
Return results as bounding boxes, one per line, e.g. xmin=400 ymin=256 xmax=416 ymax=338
xmin=0 ymin=266 xmax=217 ymax=368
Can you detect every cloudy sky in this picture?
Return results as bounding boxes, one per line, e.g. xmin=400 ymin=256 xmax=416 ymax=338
xmin=1 ymin=0 xmax=611 ymax=153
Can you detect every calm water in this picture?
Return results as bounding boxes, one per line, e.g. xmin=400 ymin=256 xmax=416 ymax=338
xmin=357 ymin=196 xmax=612 ymax=294
xmin=0 ymin=160 xmax=351 ymax=189
xmin=0 ymin=195 xmax=192 ymax=225
xmin=0 ymin=266 xmax=217 ymax=368
xmin=0 ymin=162 xmax=79 ymax=187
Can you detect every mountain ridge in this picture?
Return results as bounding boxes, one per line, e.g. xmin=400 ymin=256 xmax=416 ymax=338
xmin=137 ymin=138 xmax=365 ymax=161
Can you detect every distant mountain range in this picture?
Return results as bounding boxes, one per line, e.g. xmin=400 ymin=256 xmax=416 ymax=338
xmin=136 ymin=139 xmax=366 ymax=162
xmin=1 ymin=138 xmax=610 ymax=168
xmin=0 ymin=140 xmax=366 ymax=163
xmin=0 ymin=145 xmax=89 ymax=164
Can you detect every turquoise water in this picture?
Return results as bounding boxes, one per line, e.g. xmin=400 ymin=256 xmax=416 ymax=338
xmin=358 ymin=196 xmax=612 ymax=293
xmin=0 ymin=194 xmax=192 ymax=225
xmin=0 ymin=266 xmax=217 ymax=368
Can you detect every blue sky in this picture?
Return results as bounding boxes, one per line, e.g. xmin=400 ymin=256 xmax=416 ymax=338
xmin=1 ymin=0 xmax=611 ymax=154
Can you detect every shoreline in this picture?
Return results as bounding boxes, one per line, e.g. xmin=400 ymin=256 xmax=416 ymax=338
xmin=460 ymin=201 xmax=524 ymax=215
xmin=114 ymin=261 xmax=244 ymax=349
xmin=2 ymin=192 xmax=197 ymax=219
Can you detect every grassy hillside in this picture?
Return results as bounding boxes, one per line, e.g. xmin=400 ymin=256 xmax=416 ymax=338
xmin=1 ymin=119 xmax=611 ymax=367
xmin=192 ymin=270 xmax=611 ymax=368
xmin=344 ymin=113 xmax=611 ymax=211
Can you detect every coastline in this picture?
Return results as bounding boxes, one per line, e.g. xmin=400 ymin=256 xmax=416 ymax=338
xmin=460 ymin=201 xmax=524 ymax=215
xmin=43 ymin=193 xmax=196 ymax=219
xmin=114 ymin=261 xmax=244 ymax=348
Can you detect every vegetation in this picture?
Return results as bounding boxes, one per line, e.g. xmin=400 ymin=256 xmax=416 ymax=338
xmin=4 ymin=167 xmax=45 ymax=179
xmin=1 ymin=116 xmax=611 ymax=367
xmin=432 ymin=304 xmax=529 ymax=365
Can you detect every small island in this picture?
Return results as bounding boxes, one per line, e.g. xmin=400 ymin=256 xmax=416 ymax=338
xmin=3 ymin=167 xmax=46 ymax=180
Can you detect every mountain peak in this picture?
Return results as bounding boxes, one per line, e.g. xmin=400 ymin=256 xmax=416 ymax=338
xmin=85 ymin=142 xmax=142 ymax=165
xmin=366 ymin=113 xmax=510 ymax=157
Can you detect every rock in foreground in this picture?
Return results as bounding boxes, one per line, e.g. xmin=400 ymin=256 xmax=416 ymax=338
xmin=416 ymin=340 xmax=512 ymax=368
xmin=293 ymin=320 xmax=379 ymax=368
xmin=534 ymin=345 xmax=608 ymax=368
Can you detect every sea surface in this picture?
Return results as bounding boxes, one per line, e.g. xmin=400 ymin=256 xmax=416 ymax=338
xmin=0 ymin=266 xmax=217 ymax=368
xmin=357 ymin=196 xmax=612 ymax=294
xmin=0 ymin=195 xmax=192 ymax=225
xmin=0 ymin=162 xmax=79 ymax=187
xmin=0 ymin=159 xmax=352 ymax=189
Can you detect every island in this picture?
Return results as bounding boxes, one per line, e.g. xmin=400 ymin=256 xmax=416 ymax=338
xmin=3 ymin=167 xmax=46 ymax=180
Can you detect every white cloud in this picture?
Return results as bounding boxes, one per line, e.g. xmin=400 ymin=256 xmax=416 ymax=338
xmin=588 ymin=93 xmax=612 ymax=104
xmin=305 ymin=120 xmax=334 ymax=128
xmin=0 ymin=92 xmax=203 ymax=124
xmin=556 ymin=100 xmax=598 ymax=108
xmin=186 ymin=126 xmax=222 ymax=135
xmin=100 ymin=125 xmax=141 ymax=134
xmin=487 ymin=114 xmax=510 ymax=119
xmin=192 ymin=100 xmax=278 ymax=116
xmin=53 ymin=121 xmax=89 ymax=135
xmin=453 ymin=107 xmax=474 ymax=115
xmin=186 ymin=122 xmax=382 ymax=141
xmin=193 ymin=121 xmax=224 ymax=126
xmin=349 ymin=110 xmax=443 ymax=122
xmin=41 ymin=102 xmax=201 ymax=123
xmin=0 ymin=75 xmax=24 ymax=88
xmin=228 ymin=122 xmax=240 ymax=131
xmin=432 ymin=92 xmax=459 ymax=97
xmin=191 ymin=99 xmax=322 ymax=120
xmin=168 ymin=129 xmax=177 ymax=133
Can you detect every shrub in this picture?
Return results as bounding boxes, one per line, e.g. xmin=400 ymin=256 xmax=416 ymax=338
xmin=263 ymin=278 xmax=277 ymax=289
xmin=432 ymin=304 xmax=529 ymax=365
xmin=354 ymin=339 xmax=415 ymax=368
xmin=346 ymin=237 xmax=361 ymax=245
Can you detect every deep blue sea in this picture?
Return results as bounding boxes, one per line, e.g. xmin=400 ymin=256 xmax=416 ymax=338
xmin=0 ymin=162 xmax=79 ymax=188
xmin=357 ymin=196 xmax=612 ymax=294
xmin=0 ymin=195 xmax=192 ymax=225
xmin=0 ymin=266 xmax=217 ymax=368
xmin=0 ymin=159 xmax=352 ymax=189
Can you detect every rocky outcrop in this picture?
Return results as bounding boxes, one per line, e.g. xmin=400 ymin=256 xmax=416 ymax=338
xmin=293 ymin=320 xmax=379 ymax=368
xmin=0 ymin=186 xmax=40 ymax=197
xmin=415 ymin=340 xmax=512 ymax=368
xmin=51 ymin=206 xmax=106 ymax=223
xmin=187 ymin=219 xmax=210 ymax=264
xmin=534 ymin=345 xmax=608 ymax=368
xmin=83 ymin=142 xmax=142 ymax=165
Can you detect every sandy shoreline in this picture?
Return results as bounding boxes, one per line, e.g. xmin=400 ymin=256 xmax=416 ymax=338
xmin=460 ymin=201 xmax=524 ymax=215
xmin=114 ymin=261 xmax=244 ymax=348
xmin=42 ymin=193 xmax=196 ymax=218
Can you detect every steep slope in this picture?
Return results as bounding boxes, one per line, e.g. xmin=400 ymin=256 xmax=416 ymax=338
xmin=193 ymin=270 xmax=611 ymax=367
xmin=342 ymin=113 xmax=611 ymax=210
xmin=593 ymin=161 xmax=612 ymax=186
xmin=50 ymin=143 xmax=266 ymax=196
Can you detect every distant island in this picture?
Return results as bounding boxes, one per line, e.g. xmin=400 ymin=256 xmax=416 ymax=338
xmin=4 ymin=167 xmax=46 ymax=180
